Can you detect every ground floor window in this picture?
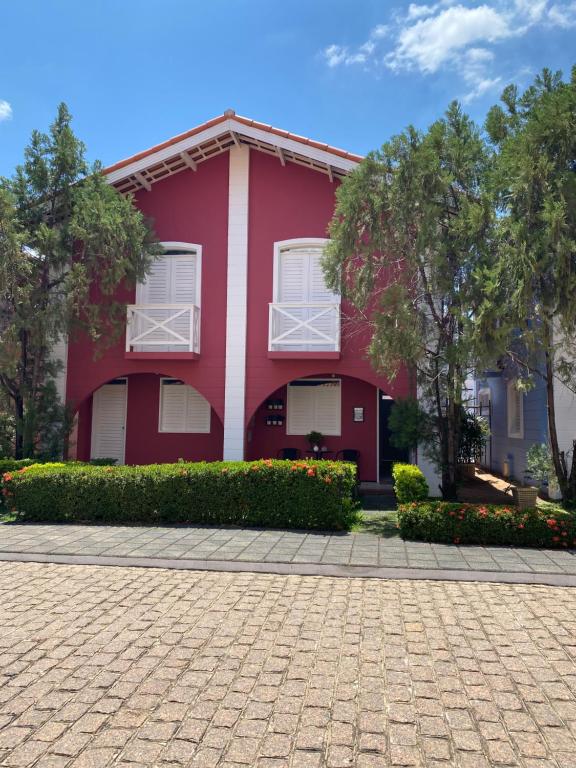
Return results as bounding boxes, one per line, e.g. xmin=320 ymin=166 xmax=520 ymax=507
xmin=507 ymin=379 xmax=524 ymax=439
xmin=286 ymin=379 xmax=341 ymax=436
xmin=159 ymin=379 xmax=211 ymax=433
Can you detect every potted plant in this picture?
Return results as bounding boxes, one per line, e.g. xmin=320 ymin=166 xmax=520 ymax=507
xmin=306 ymin=430 xmax=324 ymax=455
xmin=458 ymin=411 xmax=489 ymax=479
xmin=521 ymin=443 xmax=558 ymax=504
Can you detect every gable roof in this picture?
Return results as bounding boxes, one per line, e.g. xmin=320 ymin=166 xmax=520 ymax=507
xmin=104 ymin=110 xmax=363 ymax=193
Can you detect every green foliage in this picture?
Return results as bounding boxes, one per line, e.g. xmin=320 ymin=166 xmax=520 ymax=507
xmin=398 ymin=500 xmax=576 ymax=548
xmin=392 ymin=463 xmax=429 ymax=504
xmin=483 ymin=67 xmax=576 ymax=501
xmin=526 ymin=444 xmax=555 ymax=486
xmin=306 ymin=431 xmax=324 ymax=448
xmin=324 ymin=101 xmax=495 ymax=499
xmin=388 ymin=399 xmax=434 ymax=451
xmin=0 ymin=103 xmax=160 ymax=458
xmin=1 ymin=460 xmax=359 ymax=530
xmin=458 ymin=410 xmax=489 ymax=464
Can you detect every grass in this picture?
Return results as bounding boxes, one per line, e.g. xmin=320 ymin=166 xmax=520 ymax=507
xmin=353 ymin=510 xmax=400 ymax=537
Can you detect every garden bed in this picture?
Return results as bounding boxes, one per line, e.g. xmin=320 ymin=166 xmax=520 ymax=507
xmin=398 ymin=500 xmax=576 ymax=548
xmin=1 ymin=459 xmax=358 ymax=531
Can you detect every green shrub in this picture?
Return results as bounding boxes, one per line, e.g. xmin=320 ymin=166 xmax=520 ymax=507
xmin=2 ymin=459 xmax=359 ymax=530
xmin=398 ymin=500 xmax=576 ymax=548
xmin=392 ymin=463 xmax=429 ymax=503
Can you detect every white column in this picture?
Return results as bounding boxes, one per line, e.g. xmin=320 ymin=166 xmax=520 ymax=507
xmin=223 ymin=146 xmax=250 ymax=460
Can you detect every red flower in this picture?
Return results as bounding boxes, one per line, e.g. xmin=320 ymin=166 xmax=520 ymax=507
xmin=2 ymin=473 xmax=13 ymax=482
xmin=453 ymin=537 xmax=460 ymax=545
xmin=546 ymin=519 xmax=557 ymax=527
xmin=448 ymin=511 xmax=455 ymax=517
xmin=552 ymin=536 xmax=560 ymax=542
xmin=307 ymin=469 xmax=315 ymax=477
xmin=518 ymin=524 xmax=525 ymax=529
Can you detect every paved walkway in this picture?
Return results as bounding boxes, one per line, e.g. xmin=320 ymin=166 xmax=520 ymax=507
xmin=2 ymin=524 xmax=576 ymax=586
xmin=3 ymin=560 xmax=576 ymax=767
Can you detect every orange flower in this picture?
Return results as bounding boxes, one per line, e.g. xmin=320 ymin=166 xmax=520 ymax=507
xmin=2 ymin=473 xmax=13 ymax=482
xmin=307 ymin=469 xmax=315 ymax=477
xmin=324 ymin=477 xmax=332 ymax=484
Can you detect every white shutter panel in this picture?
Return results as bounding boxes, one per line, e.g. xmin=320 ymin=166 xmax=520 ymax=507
xmin=287 ymin=385 xmax=315 ymax=435
xmin=160 ymin=380 xmax=210 ymax=433
xmin=185 ymin=387 xmax=211 ymax=433
xmin=90 ymin=381 xmax=127 ymax=464
xmin=169 ymin=255 xmax=197 ymax=348
xmin=279 ymin=251 xmax=307 ymax=302
xmin=138 ymin=258 xmax=170 ymax=303
xmin=314 ymin=381 xmax=341 ymax=436
xmin=308 ymin=249 xmax=334 ymax=303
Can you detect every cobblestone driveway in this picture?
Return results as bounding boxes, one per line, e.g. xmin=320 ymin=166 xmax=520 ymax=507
xmin=2 ymin=563 xmax=576 ymax=767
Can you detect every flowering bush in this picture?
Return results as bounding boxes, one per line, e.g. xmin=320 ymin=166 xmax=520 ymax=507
xmin=398 ymin=501 xmax=576 ymax=548
xmin=1 ymin=459 xmax=358 ymax=530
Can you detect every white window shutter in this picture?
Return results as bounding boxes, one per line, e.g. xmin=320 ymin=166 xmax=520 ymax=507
xmin=138 ymin=257 xmax=170 ymax=304
xmin=314 ymin=382 xmax=341 ymax=435
xmin=160 ymin=380 xmax=210 ymax=433
xmin=171 ymin=256 xmax=197 ymax=304
xmin=279 ymin=251 xmax=307 ymax=303
xmin=287 ymin=385 xmax=315 ymax=435
xmin=287 ymin=380 xmax=341 ymax=436
xmin=309 ymin=250 xmax=335 ymax=303
xmin=185 ymin=387 xmax=211 ymax=432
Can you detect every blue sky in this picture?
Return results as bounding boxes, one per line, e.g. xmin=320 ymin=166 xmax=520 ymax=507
xmin=1 ymin=0 xmax=574 ymax=176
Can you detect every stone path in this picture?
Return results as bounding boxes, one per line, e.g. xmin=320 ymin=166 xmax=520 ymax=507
xmin=3 ymin=561 xmax=576 ymax=767
xmin=2 ymin=524 xmax=576 ymax=585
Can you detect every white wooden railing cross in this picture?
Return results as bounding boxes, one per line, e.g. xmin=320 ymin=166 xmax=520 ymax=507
xmin=126 ymin=304 xmax=200 ymax=353
xmin=269 ymin=302 xmax=340 ymax=351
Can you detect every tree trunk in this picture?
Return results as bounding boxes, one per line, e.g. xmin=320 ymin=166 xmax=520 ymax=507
xmin=543 ymin=324 xmax=575 ymax=503
xmin=13 ymin=395 xmax=24 ymax=460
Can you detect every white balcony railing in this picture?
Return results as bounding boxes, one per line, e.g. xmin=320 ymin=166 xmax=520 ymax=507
xmin=126 ymin=304 xmax=200 ymax=353
xmin=268 ymin=302 xmax=340 ymax=352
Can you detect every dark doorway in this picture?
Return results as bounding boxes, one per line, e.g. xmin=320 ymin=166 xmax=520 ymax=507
xmin=379 ymin=392 xmax=409 ymax=480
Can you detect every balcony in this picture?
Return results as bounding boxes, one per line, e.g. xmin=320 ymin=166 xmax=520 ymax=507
xmin=125 ymin=304 xmax=200 ymax=358
xmin=268 ymin=302 xmax=340 ymax=358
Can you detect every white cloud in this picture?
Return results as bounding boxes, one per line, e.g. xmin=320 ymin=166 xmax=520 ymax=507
xmin=386 ymin=5 xmax=512 ymax=74
xmin=0 ymin=100 xmax=12 ymax=122
xmin=547 ymin=1 xmax=576 ymax=26
xmin=321 ymin=0 xmax=574 ymax=101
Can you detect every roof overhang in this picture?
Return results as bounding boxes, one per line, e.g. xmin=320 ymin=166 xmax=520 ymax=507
xmin=104 ymin=111 xmax=362 ymax=194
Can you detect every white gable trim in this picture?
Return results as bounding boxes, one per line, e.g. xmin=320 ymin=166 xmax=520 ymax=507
xmin=105 ymin=118 xmax=359 ymax=187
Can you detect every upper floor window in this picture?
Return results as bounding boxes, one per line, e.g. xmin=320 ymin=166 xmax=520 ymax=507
xmin=136 ymin=242 xmax=201 ymax=307
xmin=507 ymin=380 xmax=524 ymax=439
xmin=269 ymin=239 xmax=340 ymax=353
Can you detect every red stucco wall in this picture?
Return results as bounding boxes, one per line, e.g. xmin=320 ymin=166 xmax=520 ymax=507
xmin=247 ymin=375 xmax=378 ymax=481
xmin=244 ymin=150 xmax=411 ymax=423
xmin=68 ymin=153 xmax=229 ymax=458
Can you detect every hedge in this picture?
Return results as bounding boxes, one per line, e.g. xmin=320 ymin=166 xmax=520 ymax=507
xmin=1 ymin=459 xmax=359 ymax=530
xmin=398 ymin=501 xmax=576 ymax=548
xmin=392 ymin=463 xmax=429 ymax=503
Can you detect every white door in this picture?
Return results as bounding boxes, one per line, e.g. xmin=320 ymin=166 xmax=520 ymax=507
xmin=90 ymin=379 xmax=128 ymax=464
xmin=277 ymin=247 xmax=337 ymax=350
xmin=135 ymin=253 xmax=197 ymax=350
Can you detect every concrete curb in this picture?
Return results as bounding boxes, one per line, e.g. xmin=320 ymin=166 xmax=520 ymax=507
xmin=1 ymin=551 xmax=575 ymax=587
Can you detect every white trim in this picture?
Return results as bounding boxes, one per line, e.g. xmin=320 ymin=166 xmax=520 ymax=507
xmin=223 ymin=146 xmax=250 ymax=460
xmin=105 ymin=119 xmax=359 ymax=185
xmin=376 ymin=388 xmax=380 ymax=482
xmin=158 ymin=378 xmax=211 ymax=434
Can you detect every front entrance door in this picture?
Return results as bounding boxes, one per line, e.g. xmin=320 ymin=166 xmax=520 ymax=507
xmin=90 ymin=379 xmax=128 ymax=464
xmin=379 ymin=393 xmax=409 ymax=479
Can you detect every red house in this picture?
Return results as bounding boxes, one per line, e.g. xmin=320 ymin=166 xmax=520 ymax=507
xmin=63 ymin=111 xmax=413 ymax=482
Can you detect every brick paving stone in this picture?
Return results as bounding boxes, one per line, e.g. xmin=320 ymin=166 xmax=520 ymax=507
xmin=4 ymin=563 xmax=576 ymax=766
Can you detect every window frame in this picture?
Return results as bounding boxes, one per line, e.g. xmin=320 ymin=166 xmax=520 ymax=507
xmin=158 ymin=377 xmax=211 ymax=434
xmin=507 ymin=379 xmax=524 ymax=439
xmin=286 ymin=378 xmax=342 ymax=436
xmin=137 ymin=241 xmax=202 ymax=308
